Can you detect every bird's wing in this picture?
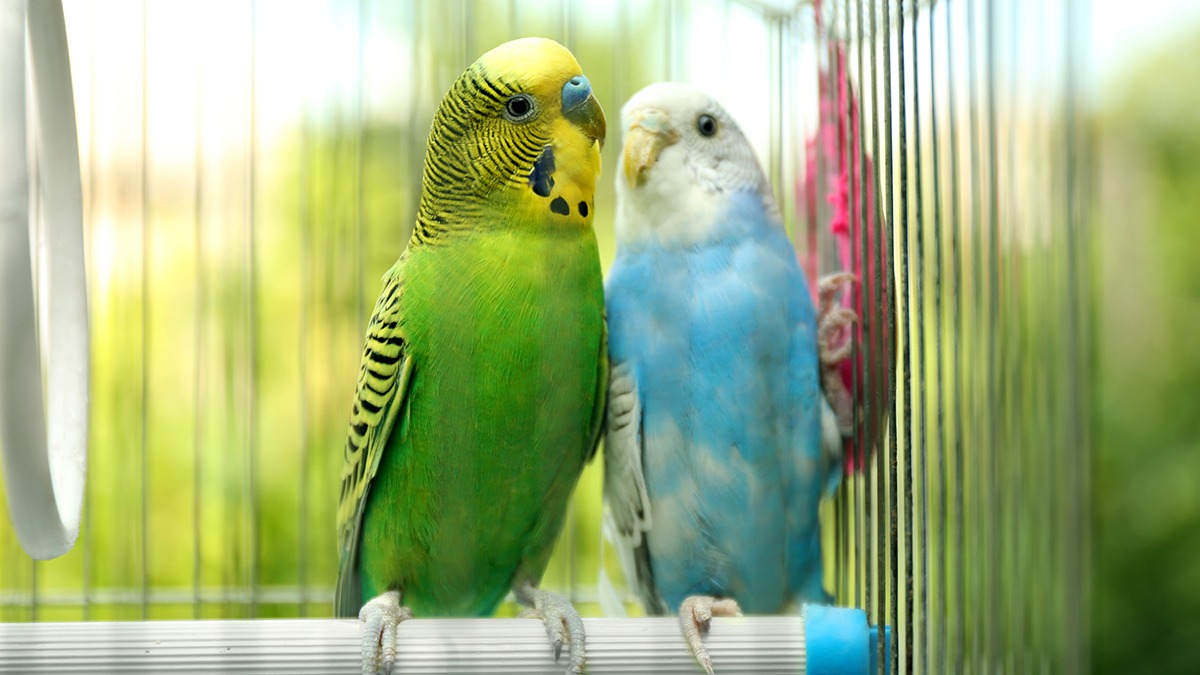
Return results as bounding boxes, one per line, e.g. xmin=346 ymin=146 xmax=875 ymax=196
xmin=819 ymin=392 xmax=845 ymax=497
xmin=334 ymin=256 xmax=415 ymax=617
xmin=601 ymin=360 xmax=665 ymax=614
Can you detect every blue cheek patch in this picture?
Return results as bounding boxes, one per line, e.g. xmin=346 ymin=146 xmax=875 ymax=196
xmin=528 ymin=145 xmax=556 ymax=198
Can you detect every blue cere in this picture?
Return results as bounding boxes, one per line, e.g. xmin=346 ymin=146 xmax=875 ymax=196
xmin=561 ymin=74 xmax=593 ymax=113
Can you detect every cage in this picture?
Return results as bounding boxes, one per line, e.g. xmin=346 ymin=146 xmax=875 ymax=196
xmin=0 ymin=0 xmax=1089 ymax=673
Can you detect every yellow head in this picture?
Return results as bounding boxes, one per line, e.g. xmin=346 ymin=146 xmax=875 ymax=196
xmin=412 ymin=37 xmax=606 ymax=244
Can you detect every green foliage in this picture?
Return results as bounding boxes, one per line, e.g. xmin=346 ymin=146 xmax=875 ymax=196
xmin=1092 ymin=21 xmax=1200 ymax=675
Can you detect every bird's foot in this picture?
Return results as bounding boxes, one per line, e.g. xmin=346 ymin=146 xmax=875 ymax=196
xmin=817 ymin=272 xmax=857 ymax=367
xmin=678 ymin=595 xmax=743 ymax=675
xmin=816 ymin=273 xmax=857 ymax=434
xmin=516 ymin=582 xmax=586 ymax=675
xmin=358 ymin=590 xmax=413 ymax=675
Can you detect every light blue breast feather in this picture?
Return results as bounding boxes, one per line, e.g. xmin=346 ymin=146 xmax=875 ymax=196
xmin=606 ymin=190 xmax=830 ymax=613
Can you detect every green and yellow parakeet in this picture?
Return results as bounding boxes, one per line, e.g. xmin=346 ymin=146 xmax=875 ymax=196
xmin=335 ymin=38 xmax=607 ymax=675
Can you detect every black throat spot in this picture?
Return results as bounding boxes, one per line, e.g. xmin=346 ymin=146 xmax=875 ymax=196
xmin=528 ymin=146 xmax=556 ymax=198
xmin=550 ymin=196 xmax=571 ymax=216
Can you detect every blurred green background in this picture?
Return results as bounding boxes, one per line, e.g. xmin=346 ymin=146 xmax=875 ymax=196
xmin=1091 ymin=18 xmax=1200 ymax=675
xmin=0 ymin=0 xmax=1197 ymax=673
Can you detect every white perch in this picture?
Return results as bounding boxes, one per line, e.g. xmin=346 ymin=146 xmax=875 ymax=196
xmin=0 ymin=617 xmax=800 ymax=674
xmin=0 ymin=612 xmax=888 ymax=674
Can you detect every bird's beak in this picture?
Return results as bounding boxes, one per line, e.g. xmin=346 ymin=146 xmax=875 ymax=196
xmin=623 ymin=109 xmax=678 ymax=189
xmin=562 ymin=75 xmax=606 ymax=149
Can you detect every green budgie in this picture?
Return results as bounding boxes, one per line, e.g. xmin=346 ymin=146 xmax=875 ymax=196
xmin=335 ymin=38 xmax=607 ymax=675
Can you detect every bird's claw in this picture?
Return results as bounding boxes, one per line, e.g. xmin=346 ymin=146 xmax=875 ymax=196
xmin=358 ymin=591 xmax=413 ymax=675
xmin=678 ymin=595 xmax=742 ymax=675
xmin=517 ymin=583 xmax=586 ymax=674
xmin=817 ymin=271 xmax=856 ymax=308
xmin=816 ymin=273 xmax=858 ymax=434
xmin=817 ymin=272 xmax=858 ymax=366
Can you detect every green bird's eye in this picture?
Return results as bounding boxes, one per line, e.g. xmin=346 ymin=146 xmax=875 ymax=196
xmin=696 ymin=113 xmax=718 ymax=137
xmin=504 ymin=94 xmax=537 ymax=123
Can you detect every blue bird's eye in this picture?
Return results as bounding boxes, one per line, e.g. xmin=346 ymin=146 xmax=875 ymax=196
xmin=504 ymin=94 xmax=537 ymax=123
xmin=697 ymin=113 xmax=718 ymax=137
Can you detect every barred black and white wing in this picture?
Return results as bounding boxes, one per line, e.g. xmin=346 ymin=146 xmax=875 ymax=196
xmin=334 ymin=256 xmax=415 ymax=618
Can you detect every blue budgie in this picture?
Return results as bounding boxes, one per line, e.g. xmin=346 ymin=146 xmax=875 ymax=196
xmin=602 ymin=83 xmax=853 ymax=674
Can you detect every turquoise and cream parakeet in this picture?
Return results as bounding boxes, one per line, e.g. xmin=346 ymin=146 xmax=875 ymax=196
xmin=602 ymin=83 xmax=847 ymax=674
xmin=335 ymin=38 xmax=607 ymax=675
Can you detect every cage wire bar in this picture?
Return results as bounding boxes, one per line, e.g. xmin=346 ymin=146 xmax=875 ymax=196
xmin=0 ymin=0 xmax=1088 ymax=673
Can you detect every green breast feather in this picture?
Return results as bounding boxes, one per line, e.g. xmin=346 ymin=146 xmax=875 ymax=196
xmin=335 ymin=225 xmax=607 ymax=617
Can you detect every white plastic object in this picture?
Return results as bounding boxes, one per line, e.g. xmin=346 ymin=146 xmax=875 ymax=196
xmin=0 ymin=0 xmax=88 ymax=560
xmin=0 ymin=610 xmax=890 ymax=673
xmin=0 ymin=617 xmax=805 ymax=674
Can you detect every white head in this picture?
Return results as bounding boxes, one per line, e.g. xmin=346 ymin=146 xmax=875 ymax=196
xmin=615 ymin=82 xmax=779 ymax=249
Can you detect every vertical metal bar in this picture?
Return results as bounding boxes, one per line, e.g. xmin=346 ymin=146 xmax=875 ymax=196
xmin=1030 ymin=59 xmax=1047 ymax=663
xmin=1003 ymin=0 xmax=1021 ymax=668
xmin=853 ymin=0 xmax=869 ymax=616
xmin=909 ymin=1 xmax=927 ymax=672
xmin=1024 ymin=47 xmax=1044 ymax=671
xmin=1077 ymin=42 xmax=1094 ymax=675
xmin=193 ymin=9 xmax=206 ymax=620
xmin=882 ymin=2 xmax=899 ymax=673
xmin=1044 ymin=13 xmax=1061 ymax=665
xmin=894 ymin=1 xmax=912 ymax=671
xmin=1028 ymin=9 xmax=1050 ymax=665
xmin=808 ymin=7 xmax=827 ymax=282
xmin=1063 ymin=1 xmax=1088 ymax=671
xmin=297 ymin=54 xmax=312 ymax=620
xmin=867 ymin=0 xmax=878 ymax=648
xmin=409 ymin=0 xmax=423 ymax=233
xmin=831 ymin=0 xmax=849 ymax=607
xmin=830 ymin=0 xmax=844 ymax=606
xmin=965 ymin=0 xmax=984 ymax=667
xmin=821 ymin=0 xmax=834 ymax=607
xmin=614 ymin=0 xmax=627 ymax=144
xmin=666 ymin=0 xmax=678 ymax=81
xmin=813 ymin=5 xmax=828 ymax=267
xmin=943 ymin=0 xmax=964 ymax=669
xmin=926 ymin=1 xmax=945 ymax=670
xmin=1057 ymin=4 xmax=1077 ymax=660
xmin=246 ymin=0 xmax=260 ymax=618
xmin=561 ymin=0 xmax=573 ymax=51
xmin=768 ymin=13 xmax=783 ymax=205
xmin=841 ymin=0 xmax=856 ymax=610
xmin=459 ymin=0 xmax=470 ymax=71
xmin=356 ymin=0 xmax=367 ymax=335
xmin=984 ymin=0 xmax=1001 ymax=666
xmin=101 ymin=6 xmax=131 ymax=616
xmin=140 ymin=0 xmax=151 ymax=621
xmin=1022 ymin=7 xmax=1041 ymax=658
xmin=1046 ymin=21 xmax=1064 ymax=664
xmin=868 ymin=2 xmax=886 ymax=672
